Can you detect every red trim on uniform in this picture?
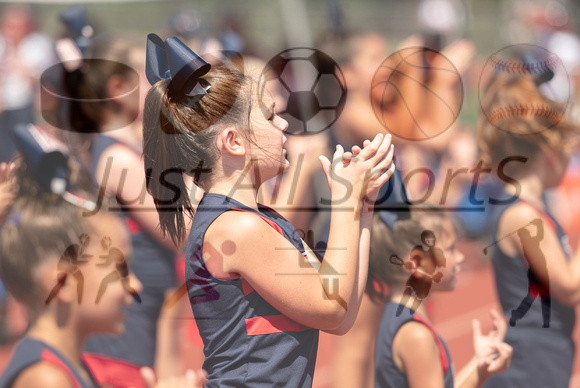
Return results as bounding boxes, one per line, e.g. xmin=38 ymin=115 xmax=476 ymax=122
xmin=412 ymin=314 xmax=450 ymax=376
xmin=258 ymin=203 xmax=284 ymax=218
xmin=124 ymin=217 xmax=142 ymax=235
xmin=245 ymin=315 xmax=310 ymax=336
xmin=231 ymin=207 xmax=284 ymax=236
xmin=188 ymin=316 xmax=205 ymax=348
xmin=41 ymin=349 xmax=82 ymax=388
xmin=230 ymin=207 xmax=306 ymax=336
xmin=529 ymin=283 xmax=549 ymax=297
xmin=82 ymin=353 xmax=145 ymax=388
xmin=176 ymin=254 xmax=186 ymax=281
xmin=241 ymin=278 xmax=255 ymax=296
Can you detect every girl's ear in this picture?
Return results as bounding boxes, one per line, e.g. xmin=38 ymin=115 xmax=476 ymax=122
xmin=219 ymin=127 xmax=246 ymax=156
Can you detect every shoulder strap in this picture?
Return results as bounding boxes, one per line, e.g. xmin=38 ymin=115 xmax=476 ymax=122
xmin=41 ymin=349 xmax=83 ymax=388
xmin=82 ymin=353 xmax=145 ymax=388
xmin=412 ymin=314 xmax=450 ymax=376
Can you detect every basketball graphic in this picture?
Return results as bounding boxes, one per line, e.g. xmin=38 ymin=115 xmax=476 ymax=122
xmin=479 ymin=44 xmax=569 ymax=135
xmin=370 ymin=47 xmax=463 ymax=140
xmin=259 ymin=47 xmax=347 ymax=135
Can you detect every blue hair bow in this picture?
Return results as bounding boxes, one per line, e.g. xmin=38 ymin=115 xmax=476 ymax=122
xmin=145 ymin=33 xmax=211 ymax=97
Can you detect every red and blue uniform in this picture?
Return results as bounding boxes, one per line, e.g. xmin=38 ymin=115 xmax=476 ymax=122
xmin=0 ymin=337 xmax=99 ymax=388
xmin=0 ymin=337 xmax=146 ymax=388
xmin=484 ymin=198 xmax=575 ymax=388
xmin=186 ymin=193 xmax=319 ymax=387
xmin=375 ymin=301 xmax=454 ymax=388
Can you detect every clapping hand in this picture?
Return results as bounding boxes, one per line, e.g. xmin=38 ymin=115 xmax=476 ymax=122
xmin=473 ymin=309 xmax=513 ymax=380
xmin=318 ymin=133 xmax=395 ymax=209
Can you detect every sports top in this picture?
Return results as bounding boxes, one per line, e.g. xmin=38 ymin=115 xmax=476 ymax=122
xmin=375 ymin=301 xmax=454 ymax=388
xmin=0 ymin=337 xmax=99 ymax=388
xmin=483 ymin=198 xmax=575 ymax=388
xmin=186 ymin=193 xmax=319 ymax=387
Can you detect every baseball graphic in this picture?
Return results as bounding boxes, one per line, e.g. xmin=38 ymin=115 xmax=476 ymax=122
xmin=479 ymin=44 xmax=569 ymax=135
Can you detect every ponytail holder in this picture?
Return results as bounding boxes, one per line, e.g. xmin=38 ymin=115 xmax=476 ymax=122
xmin=145 ymin=33 xmax=211 ymax=97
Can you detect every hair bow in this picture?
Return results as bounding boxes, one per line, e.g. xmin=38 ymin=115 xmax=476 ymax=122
xmin=146 ymin=33 xmax=211 ymax=97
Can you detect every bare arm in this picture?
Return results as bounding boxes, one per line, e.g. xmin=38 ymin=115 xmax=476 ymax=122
xmin=323 ymin=204 xmax=373 ymax=334
xmin=12 ymin=362 xmax=75 ymax=388
xmin=324 ymin=140 xmax=390 ymax=334
xmin=207 ymin=134 xmax=395 ymax=330
xmin=395 ymin=322 xmax=446 ymax=388
xmin=330 ymin=294 xmax=385 ymax=388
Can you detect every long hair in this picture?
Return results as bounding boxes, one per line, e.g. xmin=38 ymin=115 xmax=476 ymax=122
xmin=142 ymin=63 xmax=251 ymax=246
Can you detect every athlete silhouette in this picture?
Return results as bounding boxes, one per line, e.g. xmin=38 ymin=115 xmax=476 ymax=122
xmin=396 ymin=230 xmax=447 ymax=317
xmin=509 ymin=218 xmax=550 ymax=328
xmin=95 ymin=237 xmax=141 ymax=304
xmin=45 ymin=234 xmax=91 ymax=304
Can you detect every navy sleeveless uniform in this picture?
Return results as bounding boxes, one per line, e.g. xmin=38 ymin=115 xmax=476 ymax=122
xmin=186 ymin=193 xmax=319 ymax=387
xmin=375 ymin=301 xmax=454 ymax=388
xmin=0 ymin=338 xmax=99 ymax=388
xmin=84 ymin=134 xmax=177 ymax=367
xmin=484 ymin=198 xmax=575 ymax=388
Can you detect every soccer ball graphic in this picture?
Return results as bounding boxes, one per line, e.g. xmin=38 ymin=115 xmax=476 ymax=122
xmin=258 ymin=48 xmax=347 ymax=135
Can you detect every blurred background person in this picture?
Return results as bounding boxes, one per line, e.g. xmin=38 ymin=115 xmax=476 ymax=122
xmin=0 ymin=4 xmax=55 ymax=162
xmin=164 ymin=8 xmax=222 ymax=57
xmin=48 ymin=24 xmax=198 ymax=380
xmin=478 ymin=70 xmax=580 ymax=388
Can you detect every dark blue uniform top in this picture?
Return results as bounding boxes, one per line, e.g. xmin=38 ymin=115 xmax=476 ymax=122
xmin=0 ymin=338 xmax=99 ymax=388
xmin=375 ymin=301 xmax=454 ymax=388
xmin=186 ymin=193 xmax=319 ymax=387
xmin=484 ymin=198 xmax=575 ymax=388
xmin=83 ymin=134 xmax=176 ymax=367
